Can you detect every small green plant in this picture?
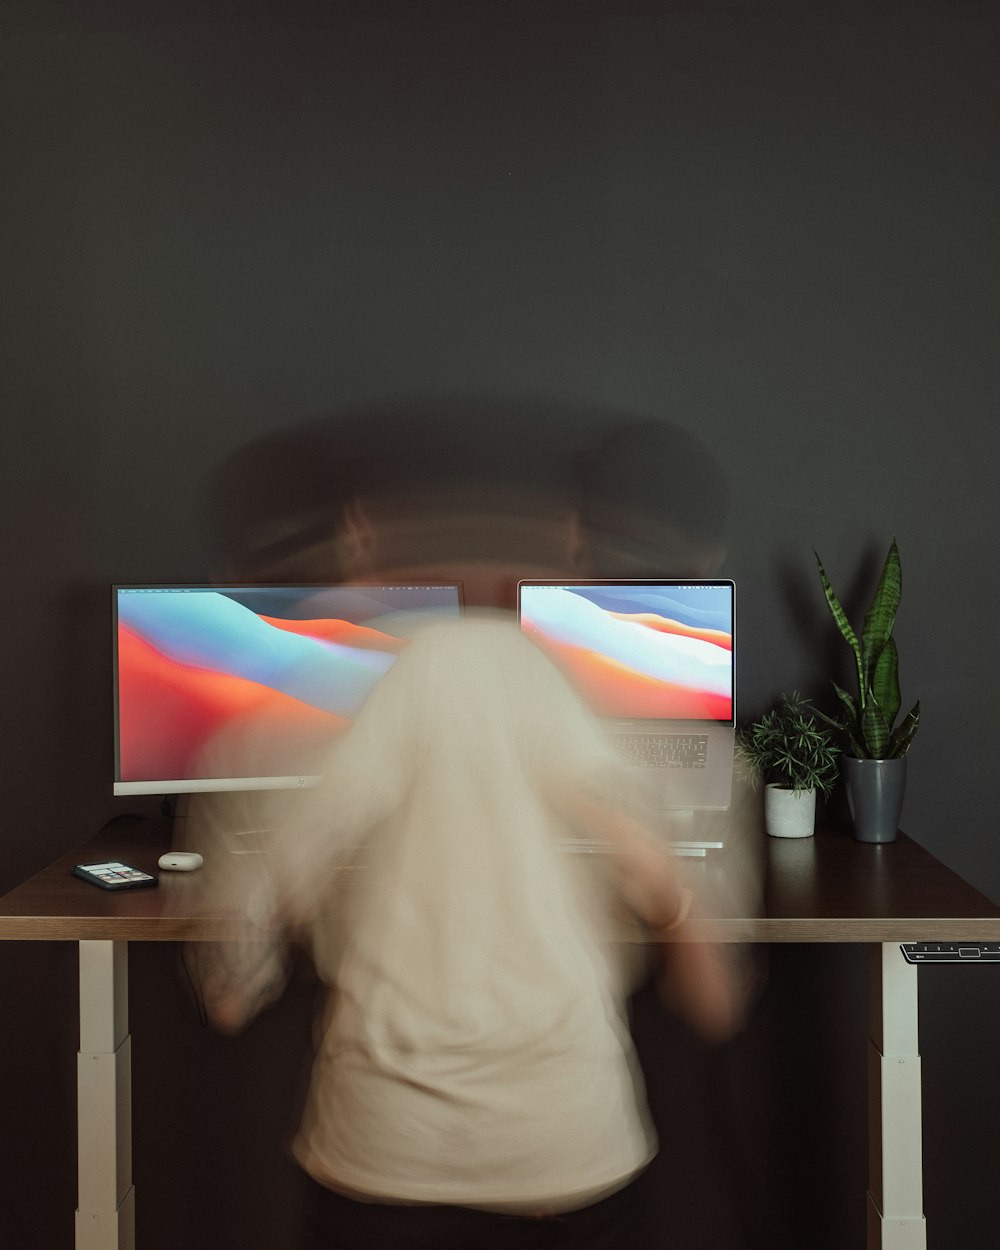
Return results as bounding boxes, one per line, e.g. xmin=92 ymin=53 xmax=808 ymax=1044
xmin=815 ymin=539 xmax=920 ymax=759
xmin=736 ymin=693 xmax=841 ymax=795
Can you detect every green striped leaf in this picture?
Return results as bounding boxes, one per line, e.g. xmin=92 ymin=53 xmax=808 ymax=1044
xmin=889 ymin=701 xmax=921 ymax=758
xmin=859 ymin=541 xmax=901 ymax=694
xmin=815 ymin=552 xmax=864 ymax=705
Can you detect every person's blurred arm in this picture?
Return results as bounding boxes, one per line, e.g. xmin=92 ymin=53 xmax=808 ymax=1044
xmin=186 ymin=910 xmax=289 ymax=1036
xmin=561 ymin=785 xmax=747 ymax=1043
xmin=517 ymin=637 xmax=747 ymax=1041
xmin=190 ymin=659 xmax=412 ymax=1033
xmin=178 ymin=785 xmax=293 ymax=1034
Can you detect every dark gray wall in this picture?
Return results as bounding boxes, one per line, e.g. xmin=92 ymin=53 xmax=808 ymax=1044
xmin=3 ymin=2 xmax=998 ymax=1246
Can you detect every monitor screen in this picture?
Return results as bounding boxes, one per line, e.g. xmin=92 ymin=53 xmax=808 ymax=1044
xmin=113 ymin=583 xmax=463 ymax=795
xmin=517 ymin=580 xmax=734 ymax=723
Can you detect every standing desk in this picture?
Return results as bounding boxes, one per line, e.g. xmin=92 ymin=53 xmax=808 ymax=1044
xmin=2 ymin=823 xmax=1000 ymax=1250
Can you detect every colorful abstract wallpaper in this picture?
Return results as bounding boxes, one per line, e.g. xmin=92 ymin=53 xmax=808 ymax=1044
xmin=519 ymin=583 xmax=733 ymax=722
xmin=115 ymin=585 xmax=461 ymax=788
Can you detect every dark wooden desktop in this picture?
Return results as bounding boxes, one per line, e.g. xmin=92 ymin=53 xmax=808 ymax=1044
xmin=5 ymin=820 xmax=995 ymax=942
xmin=3 ymin=822 xmax=1000 ymax=1250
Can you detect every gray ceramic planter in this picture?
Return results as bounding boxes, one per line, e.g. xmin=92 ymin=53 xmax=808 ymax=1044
xmin=843 ymin=756 xmax=907 ymax=843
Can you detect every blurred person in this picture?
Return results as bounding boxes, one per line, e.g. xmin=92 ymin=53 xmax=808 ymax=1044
xmin=182 ymin=404 xmax=751 ymax=1248
xmin=193 ymin=611 xmax=741 ymax=1249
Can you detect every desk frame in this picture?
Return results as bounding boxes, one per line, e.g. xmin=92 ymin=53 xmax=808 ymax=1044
xmin=3 ymin=827 xmax=1000 ymax=1250
xmin=68 ymin=936 xmax=929 ymax=1250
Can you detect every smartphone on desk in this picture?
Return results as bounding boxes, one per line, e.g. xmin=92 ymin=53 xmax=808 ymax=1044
xmin=72 ymin=861 xmax=157 ymax=890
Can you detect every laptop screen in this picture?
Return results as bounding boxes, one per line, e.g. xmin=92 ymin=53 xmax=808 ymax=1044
xmin=517 ymin=580 xmax=735 ymax=725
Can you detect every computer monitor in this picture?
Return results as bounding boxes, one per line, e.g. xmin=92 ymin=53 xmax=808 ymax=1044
xmin=113 ymin=583 xmax=463 ymax=796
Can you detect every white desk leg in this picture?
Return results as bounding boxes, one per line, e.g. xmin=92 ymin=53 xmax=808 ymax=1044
xmin=76 ymin=940 xmax=135 ymax=1250
xmin=867 ymin=942 xmax=926 ymax=1250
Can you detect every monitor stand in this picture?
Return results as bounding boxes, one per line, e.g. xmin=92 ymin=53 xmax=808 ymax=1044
xmin=168 ymin=792 xmax=191 ymax=847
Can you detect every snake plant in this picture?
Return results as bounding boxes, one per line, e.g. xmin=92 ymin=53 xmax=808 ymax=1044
xmin=815 ymin=539 xmax=920 ymax=759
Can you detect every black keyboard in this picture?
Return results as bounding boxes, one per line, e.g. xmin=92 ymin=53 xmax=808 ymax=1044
xmin=610 ymin=733 xmax=709 ymax=769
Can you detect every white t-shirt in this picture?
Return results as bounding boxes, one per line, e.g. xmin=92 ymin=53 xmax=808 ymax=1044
xmin=211 ymin=613 xmax=656 ymax=1211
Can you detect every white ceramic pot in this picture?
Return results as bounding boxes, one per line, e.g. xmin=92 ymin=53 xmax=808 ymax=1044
xmin=764 ymin=783 xmax=817 ymax=838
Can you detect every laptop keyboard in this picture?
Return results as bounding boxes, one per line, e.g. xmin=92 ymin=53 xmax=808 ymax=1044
xmin=610 ymin=733 xmax=709 ymax=769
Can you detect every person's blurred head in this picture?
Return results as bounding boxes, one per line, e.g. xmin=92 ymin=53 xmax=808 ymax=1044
xmin=204 ymin=406 xmax=730 ymax=604
xmin=205 ymin=403 xmax=584 ymax=607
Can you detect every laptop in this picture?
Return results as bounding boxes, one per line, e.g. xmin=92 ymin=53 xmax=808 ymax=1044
xmin=517 ymin=579 xmax=736 ymax=852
